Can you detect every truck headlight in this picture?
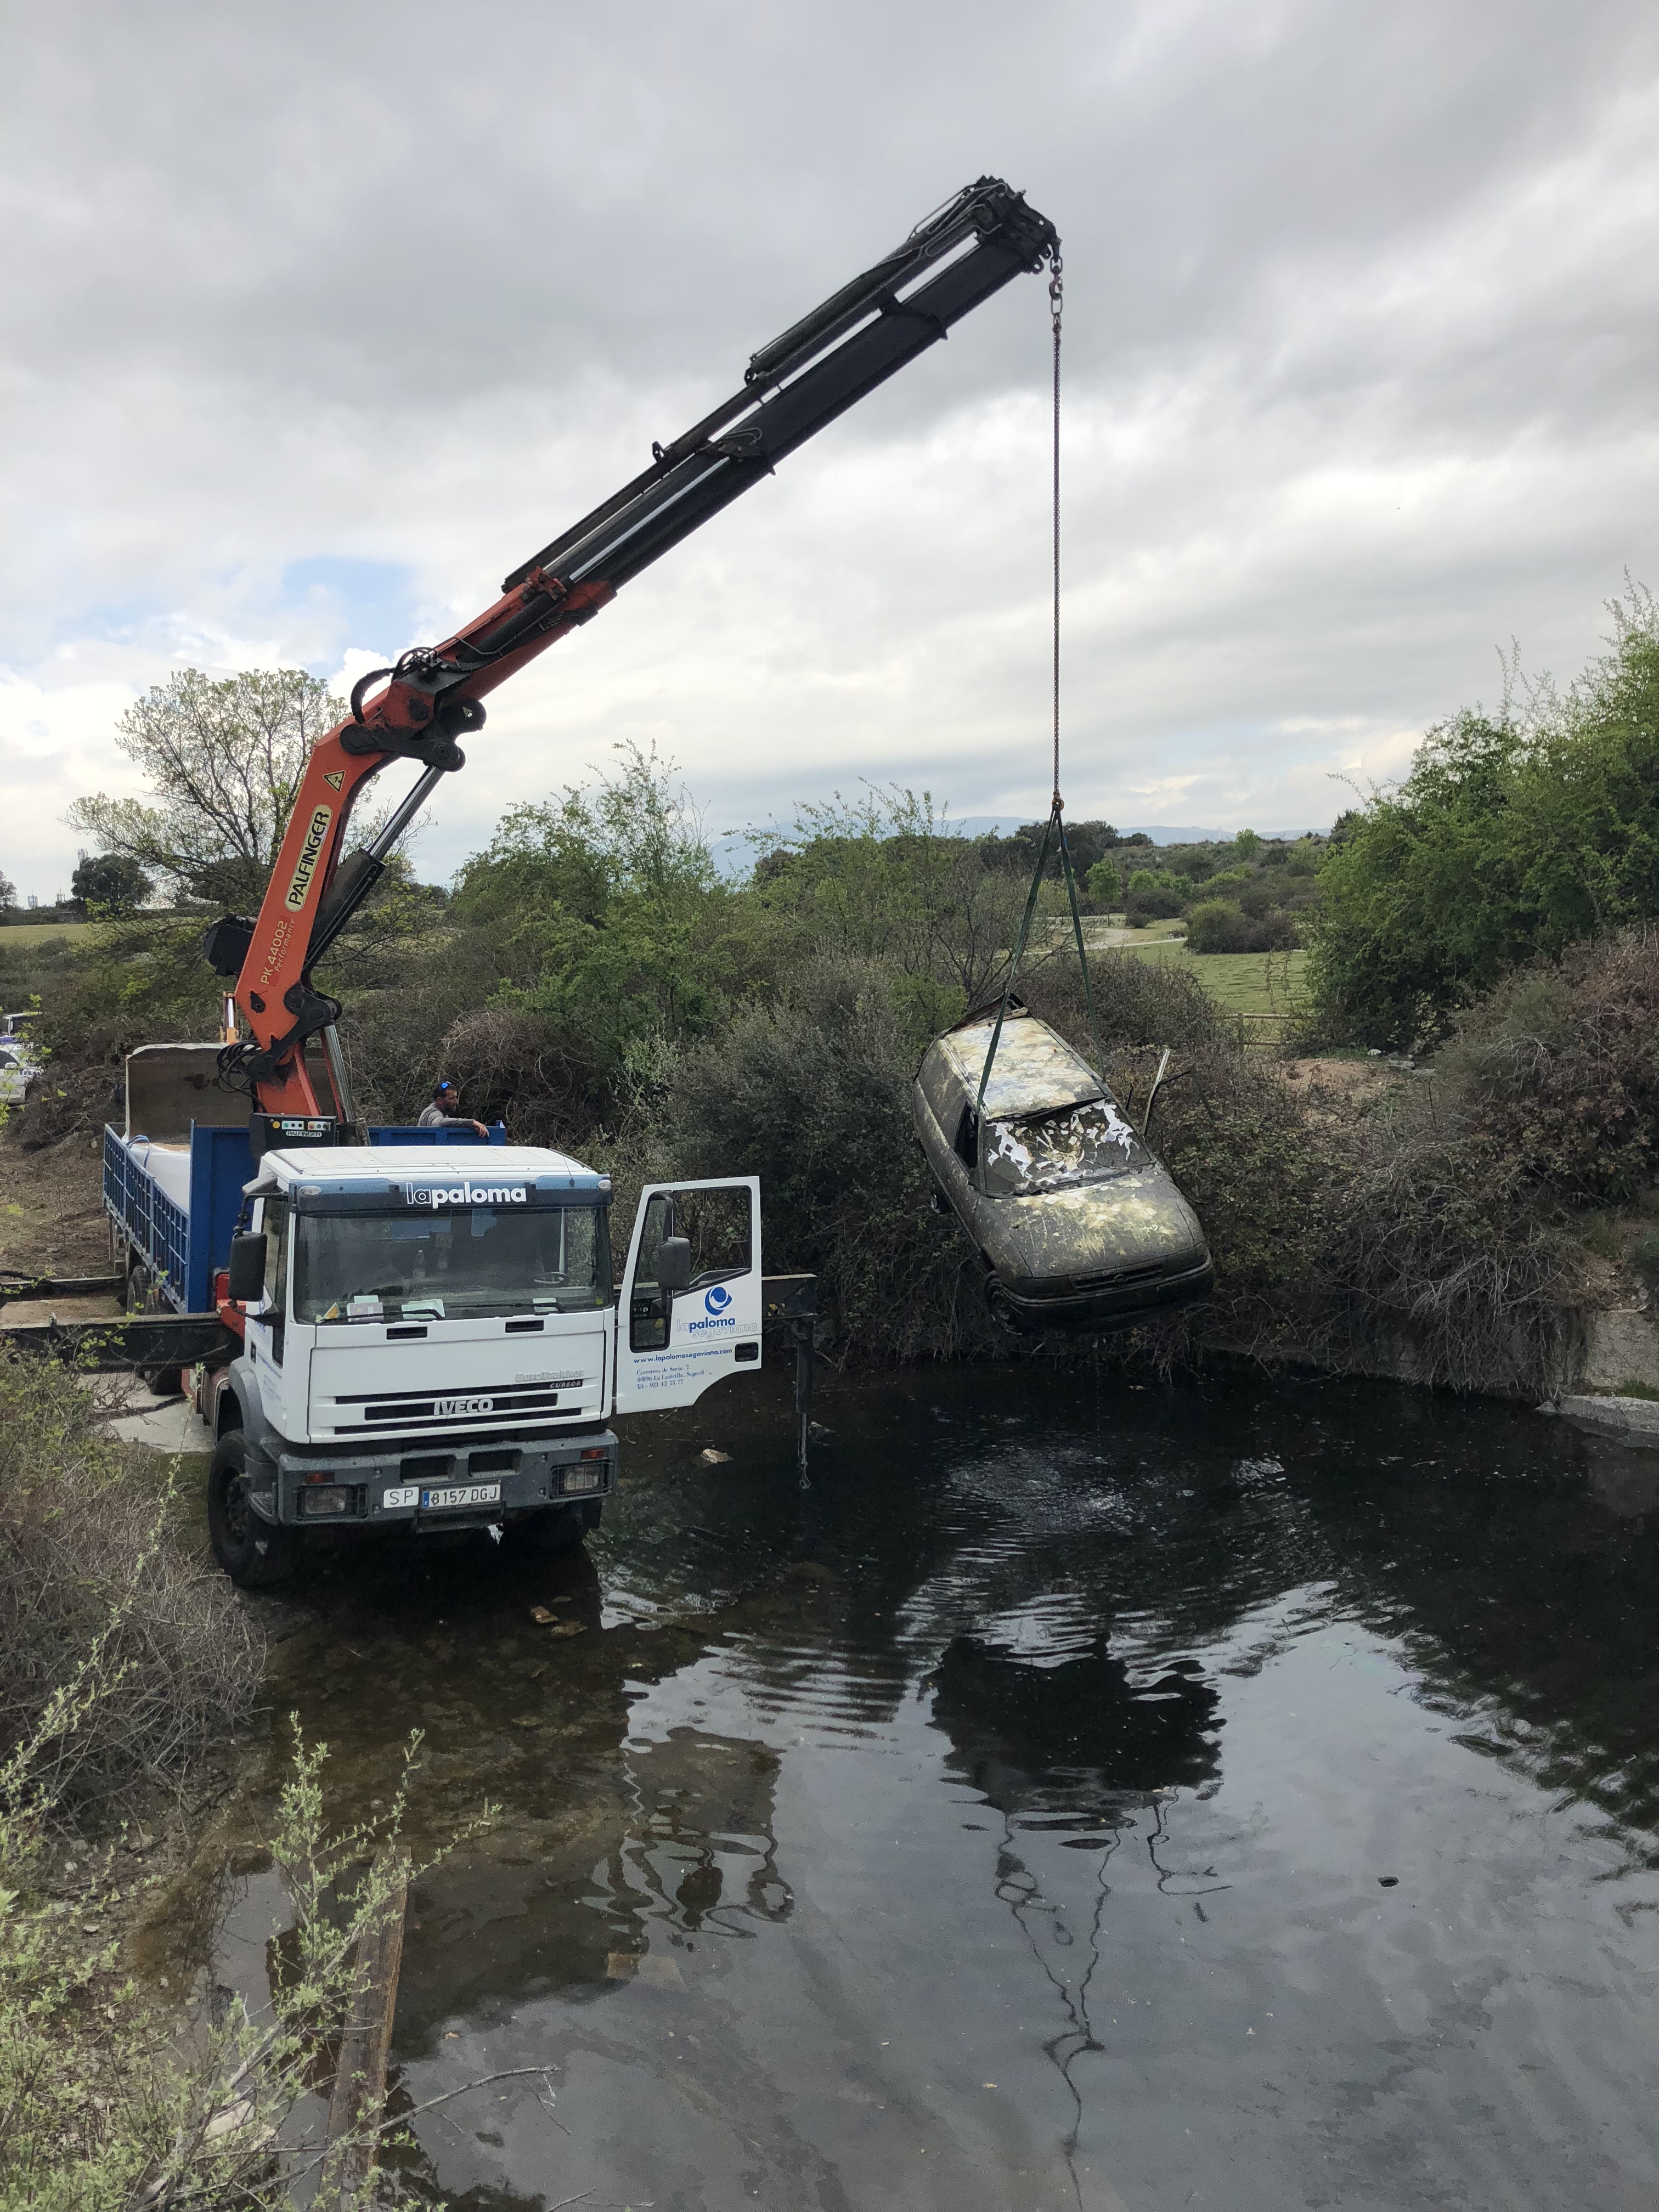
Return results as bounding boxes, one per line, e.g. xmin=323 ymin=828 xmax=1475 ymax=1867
xmin=299 ymin=1486 xmax=353 ymax=1517
xmin=561 ymin=1466 xmax=603 ymax=1496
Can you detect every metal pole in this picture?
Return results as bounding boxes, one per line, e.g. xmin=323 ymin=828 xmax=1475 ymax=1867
xmin=365 ymin=764 xmax=445 ymax=861
xmin=320 ymin=1023 xmax=357 ymax=1124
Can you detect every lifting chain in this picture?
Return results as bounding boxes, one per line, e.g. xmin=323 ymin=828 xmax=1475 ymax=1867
xmin=1049 ymin=250 xmax=1063 ymax=810
xmin=973 ymin=243 xmax=1103 ymax=1121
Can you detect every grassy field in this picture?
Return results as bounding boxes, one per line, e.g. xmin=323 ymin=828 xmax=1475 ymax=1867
xmin=0 ymin=921 xmax=92 ymax=1012
xmin=1120 ymin=936 xmax=1309 ymax=1021
xmin=0 ymin=920 xmax=93 ymax=945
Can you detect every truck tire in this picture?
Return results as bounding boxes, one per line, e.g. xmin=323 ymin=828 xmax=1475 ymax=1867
xmin=512 ymin=1500 xmax=601 ymax=1553
xmin=208 ymin=1430 xmax=297 ymax=1588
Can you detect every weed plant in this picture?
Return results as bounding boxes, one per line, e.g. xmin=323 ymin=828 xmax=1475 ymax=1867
xmin=0 ymin=1350 xmax=510 ymax=2207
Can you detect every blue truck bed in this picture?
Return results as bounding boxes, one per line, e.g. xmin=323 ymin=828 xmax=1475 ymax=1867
xmin=103 ymin=1120 xmax=505 ymax=1314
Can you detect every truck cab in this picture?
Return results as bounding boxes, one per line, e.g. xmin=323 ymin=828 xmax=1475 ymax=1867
xmin=210 ymin=1146 xmax=764 ymax=1585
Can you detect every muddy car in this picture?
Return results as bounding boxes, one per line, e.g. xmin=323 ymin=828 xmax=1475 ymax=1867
xmin=913 ymin=1010 xmax=1212 ymax=1330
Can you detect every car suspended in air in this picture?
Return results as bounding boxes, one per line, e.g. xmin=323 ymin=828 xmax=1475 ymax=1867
xmin=913 ymin=1007 xmax=1212 ymax=1331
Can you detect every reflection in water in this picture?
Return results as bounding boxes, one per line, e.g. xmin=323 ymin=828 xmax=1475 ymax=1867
xmin=932 ymin=1634 xmax=1221 ymax=1825
xmin=588 ymin=1727 xmax=792 ymax=1965
xmin=180 ymin=1365 xmax=1659 ymax=2211
xmin=932 ymin=1632 xmax=1223 ymax=2203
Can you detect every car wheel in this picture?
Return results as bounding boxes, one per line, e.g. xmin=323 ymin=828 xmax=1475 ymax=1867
xmin=208 ymin=1429 xmax=297 ymax=1587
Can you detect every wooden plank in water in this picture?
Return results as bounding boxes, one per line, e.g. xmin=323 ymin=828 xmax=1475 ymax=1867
xmin=319 ymin=1849 xmax=410 ymax=2209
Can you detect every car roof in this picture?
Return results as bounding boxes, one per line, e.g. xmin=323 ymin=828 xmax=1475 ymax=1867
xmin=933 ymin=1014 xmax=1103 ymax=1118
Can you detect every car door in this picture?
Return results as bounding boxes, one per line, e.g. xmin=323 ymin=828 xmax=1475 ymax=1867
xmin=613 ymin=1177 xmax=762 ymax=1414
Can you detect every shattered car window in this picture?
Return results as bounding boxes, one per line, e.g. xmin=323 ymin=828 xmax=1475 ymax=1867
xmin=982 ymin=1098 xmax=1149 ymax=1195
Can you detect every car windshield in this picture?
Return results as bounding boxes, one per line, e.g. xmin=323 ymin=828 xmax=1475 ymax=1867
xmin=294 ymin=1205 xmax=610 ymax=1323
xmin=982 ymin=1098 xmax=1150 ymax=1195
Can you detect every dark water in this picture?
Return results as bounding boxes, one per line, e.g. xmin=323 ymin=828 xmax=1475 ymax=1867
xmin=216 ymin=1367 xmax=1659 ymax=2210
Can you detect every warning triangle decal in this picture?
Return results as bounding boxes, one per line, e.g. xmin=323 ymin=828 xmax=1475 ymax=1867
xmin=324 ymin=770 xmax=343 ymax=791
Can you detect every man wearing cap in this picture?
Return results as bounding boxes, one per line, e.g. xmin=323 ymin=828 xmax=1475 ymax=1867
xmin=417 ymin=1079 xmax=490 ymax=1137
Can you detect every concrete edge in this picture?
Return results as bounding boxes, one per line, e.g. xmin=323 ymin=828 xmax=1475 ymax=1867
xmin=1550 ymin=1392 xmax=1659 ymax=1438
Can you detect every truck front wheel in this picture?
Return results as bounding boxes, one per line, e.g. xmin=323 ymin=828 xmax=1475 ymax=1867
xmin=208 ymin=1430 xmax=298 ymax=1588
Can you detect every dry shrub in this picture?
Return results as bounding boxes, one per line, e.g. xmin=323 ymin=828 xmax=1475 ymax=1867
xmin=1022 ymin=944 xmax=1227 ymax=1051
xmin=1429 ymin=929 xmax=1659 ymax=1204
xmin=661 ymin=955 xmax=1001 ymax=1362
xmin=1028 ymin=947 xmax=1583 ymax=1394
xmin=1301 ymin=930 xmax=1659 ymax=1395
xmin=434 ymin=1005 xmax=608 ymax=1147
xmin=0 ymin=1348 xmax=262 ymax=1822
xmin=1321 ymin=1131 xmax=1584 ymax=1395
xmin=16 ymin=1014 xmax=176 ymax=1153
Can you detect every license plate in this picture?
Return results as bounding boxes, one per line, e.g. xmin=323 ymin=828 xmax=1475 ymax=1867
xmin=420 ymin=1482 xmax=501 ymax=1510
xmin=382 ymin=1486 xmax=420 ymax=1510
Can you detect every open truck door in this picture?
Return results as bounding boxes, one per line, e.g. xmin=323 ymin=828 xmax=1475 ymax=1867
xmin=615 ymin=1177 xmax=762 ymax=1415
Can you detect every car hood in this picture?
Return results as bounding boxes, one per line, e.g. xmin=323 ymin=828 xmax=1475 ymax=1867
xmin=977 ymin=1167 xmax=1206 ymax=1286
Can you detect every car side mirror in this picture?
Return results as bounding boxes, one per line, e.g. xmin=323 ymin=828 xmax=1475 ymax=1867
xmin=227 ymin=1232 xmax=267 ymax=1303
xmin=656 ymin=1235 xmax=692 ymax=1294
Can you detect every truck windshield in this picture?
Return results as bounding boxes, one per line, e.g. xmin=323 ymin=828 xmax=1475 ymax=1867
xmin=982 ymin=1098 xmax=1149 ymax=1197
xmin=294 ymin=1205 xmax=610 ymax=1323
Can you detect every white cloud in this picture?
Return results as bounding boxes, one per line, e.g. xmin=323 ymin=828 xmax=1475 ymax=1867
xmin=2 ymin=0 xmax=1657 ymax=897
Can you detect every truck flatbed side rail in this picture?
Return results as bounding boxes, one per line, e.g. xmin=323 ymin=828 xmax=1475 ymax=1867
xmin=0 ymin=1272 xmax=125 ymax=1306
xmin=1 ymin=1312 xmax=237 ymax=1369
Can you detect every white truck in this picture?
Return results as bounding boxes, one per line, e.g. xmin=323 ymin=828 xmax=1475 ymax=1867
xmin=99 ymin=1043 xmax=792 ymax=1585
xmin=207 ymin=1141 xmax=768 ymax=1585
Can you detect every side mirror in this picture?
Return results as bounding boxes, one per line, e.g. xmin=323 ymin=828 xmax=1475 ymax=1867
xmin=227 ymin=1231 xmax=268 ymax=1304
xmin=656 ymin=1235 xmax=692 ymax=1294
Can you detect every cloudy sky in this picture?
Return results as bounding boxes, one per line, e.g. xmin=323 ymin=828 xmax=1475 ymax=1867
xmin=3 ymin=0 xmax=1656 ymax=899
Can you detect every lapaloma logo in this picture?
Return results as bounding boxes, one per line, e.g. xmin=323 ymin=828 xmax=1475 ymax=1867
xmin=404 ymin=1183 xmax=528 ymax=1208
xmin=688 ymin=1282 xmax=737 ymax=1334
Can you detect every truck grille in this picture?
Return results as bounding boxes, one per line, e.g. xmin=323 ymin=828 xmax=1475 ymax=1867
xmin=328 ymin=1380 xmax=584 ymax=1430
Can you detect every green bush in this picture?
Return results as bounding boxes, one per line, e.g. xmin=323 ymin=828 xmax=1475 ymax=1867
xmin=1124 ymin=884 xmax=1187 ymax=925
xmin=1185 ymin=901 xmax=1298 ymax=954
xmin=1309 ymin=584 xmax=1659 ymax=1047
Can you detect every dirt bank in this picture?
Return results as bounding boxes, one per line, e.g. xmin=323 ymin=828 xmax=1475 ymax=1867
xmin=0 ymin=1126 xmax=108 ymax=1275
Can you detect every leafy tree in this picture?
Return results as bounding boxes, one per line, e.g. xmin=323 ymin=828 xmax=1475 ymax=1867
xmin=1309 ymin=586 xmax=1659 ymax=1046
xmin=450 ymin=742 xmax=724 ymax=1075
xmin=69 ymin=853 xmax=151 ymax=915
xmin=977 ymin=817 xmax=1127 ymax=881
xmin=1084 ymin=857 xmax=1121 ymax=909
xmin=66 ymin=668 xmax=351 ymax=911
xmin=751 ymin=788 xmax=1026 ymax=1024
xmin=0 ymin=867 xmax=14 ymax=910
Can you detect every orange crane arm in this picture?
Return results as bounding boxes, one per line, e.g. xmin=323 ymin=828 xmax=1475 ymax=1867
xmin=205 ymin=177 xmax=1059 ymax=1118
